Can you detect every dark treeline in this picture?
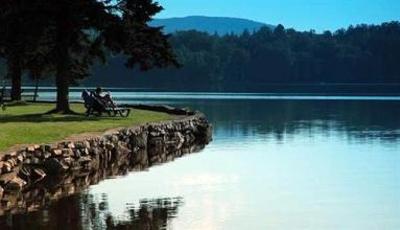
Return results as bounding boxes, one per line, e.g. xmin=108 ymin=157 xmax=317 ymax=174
xmin=0 ymin=0 xmax=177 ymax=112
xmin=89 ymin=21 xmax=400 ymax=92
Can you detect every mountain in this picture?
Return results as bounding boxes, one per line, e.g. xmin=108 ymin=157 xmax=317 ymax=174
xmin=150 ymin=16 xmax=274 ymax=35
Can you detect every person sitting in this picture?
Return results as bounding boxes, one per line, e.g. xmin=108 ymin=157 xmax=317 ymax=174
xmin=82 ymin=88 xmax=130 ymax=117
xmin=93 ymin=87 xmax=116 ymax=108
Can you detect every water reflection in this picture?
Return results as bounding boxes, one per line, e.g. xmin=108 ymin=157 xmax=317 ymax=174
xmin=175 ymin=100 xmax=400 ymax=144
xmin=0 ymin=140 xmax=204 ymax=229
xmin=39 ymin=91 xmax=400 ymax=143
xmin=0 ymin=194 xmax=182 ymax=230
xmin=10 ymin=93 xmax=400 ymax=229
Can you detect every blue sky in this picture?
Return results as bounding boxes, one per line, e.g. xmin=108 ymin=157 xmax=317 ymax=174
xmin=157 ymin=0 xmax=400 ymax=32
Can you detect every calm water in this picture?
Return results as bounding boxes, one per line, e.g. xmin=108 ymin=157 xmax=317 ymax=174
xmin=2 ymin=92 xmax=400 ymax=229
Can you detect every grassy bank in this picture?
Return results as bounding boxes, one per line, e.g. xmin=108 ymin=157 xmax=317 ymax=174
xmin=0 ymin=103 xmax=173 ymax=152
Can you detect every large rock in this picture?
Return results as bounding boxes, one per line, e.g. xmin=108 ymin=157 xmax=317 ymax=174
xmin=26 ymin=146 xmax=36 ymax=152
xmin=31 ymin=168 xmax=46 ymax=181
xmin=75 ymin=141 xmax=91 ymax=149
xmin=131 ymin=133 xmax=147 ymax=148
xmin=31 ymin=157 xmax=41 ymax=164
xmin=43 ymin=158 xmax=69 ymax=174
xmin=62 ymin=148 xmax=74 ymax=157
xmin=173 ymin=132 xmax=185 ymax=144
xmin=5 ymin=177 xmax=27 ymax=191
xmin=0 ymin=170 xmax=18 ymax=185
xmin=51 ymin=149 xmax=63 ymax=156
xmin=148 ymin=137 xmax=164 ymax=146
xmin=16 ymin=154 xmax=24 ymax=163
xmin=2 ymin=162 xmax=12 ymax=173
xmin=18 ymin=166 xmax=31 ymax=183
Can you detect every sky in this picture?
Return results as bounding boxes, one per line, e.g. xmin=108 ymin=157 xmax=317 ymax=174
xmin=157 ymin=0 xmax=400 ymax=32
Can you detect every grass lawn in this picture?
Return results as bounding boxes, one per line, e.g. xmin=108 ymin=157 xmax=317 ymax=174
xmin=0 ymin=103 xmax=173 ymax=152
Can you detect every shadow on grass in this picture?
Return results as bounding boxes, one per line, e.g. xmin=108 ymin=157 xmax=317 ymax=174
xmin=0 ymin=113 xmax=117 ymax=123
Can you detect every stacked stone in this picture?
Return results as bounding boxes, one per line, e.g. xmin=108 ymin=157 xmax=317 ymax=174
xmin=0 ymin=108 xmax=212 ymax=215
xmin=0 ymin=141 xmax=207 ymax=215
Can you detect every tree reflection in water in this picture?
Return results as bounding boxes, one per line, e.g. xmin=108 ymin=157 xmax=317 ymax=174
xmin=0 ymin=140 xmax=204 ymax=229
xmin=177 ymin=99 xmax=400 ymax=143
xmin=0 ymin=193 xmax=182 ymax=230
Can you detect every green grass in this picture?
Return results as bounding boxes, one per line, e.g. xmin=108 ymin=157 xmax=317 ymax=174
xmin=0 ymin=103 xmax=173 ymax=152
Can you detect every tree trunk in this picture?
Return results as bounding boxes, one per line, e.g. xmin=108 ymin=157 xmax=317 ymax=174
xmin=9 ymin=57 xmax=22 ymax=101
xmin=51 ymin=14 xmax=73 ymax=114
xmin=33 ymin=77 xmax=39 ymax=102
xmin=55 ymin=66 xmax=70 ymax=112
xmin=54 ymin=42 xmax=72 ymax=113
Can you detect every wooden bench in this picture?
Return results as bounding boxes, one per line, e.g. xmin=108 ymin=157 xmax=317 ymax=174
xmin=104 ymin=107 xmax=131 ymax=117
xmin=82 ymin=90 xmax=131 ymax=117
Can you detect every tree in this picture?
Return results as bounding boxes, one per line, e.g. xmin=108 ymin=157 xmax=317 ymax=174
xmin=37 ymin=0 xmax=178 ymax=113
xmin=109 ymin=21 xmax=400 ymax=91
xmin=0 ymin=0 xmax=53 ymax=101
xmin=1 ymin=0 xmax=177 ymax=113
xmin=0 ymin=1 xmax=28 ymax=101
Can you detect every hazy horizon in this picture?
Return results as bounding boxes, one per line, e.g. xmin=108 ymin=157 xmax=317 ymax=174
xmin=153 ymin=15 xmax=399 ymax=33
xmin=157 ymin=0 xmax=400 ymax=32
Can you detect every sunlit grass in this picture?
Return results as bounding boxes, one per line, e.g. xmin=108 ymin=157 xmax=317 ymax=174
xmin=0 ymin=103 xmax=172 ymax=152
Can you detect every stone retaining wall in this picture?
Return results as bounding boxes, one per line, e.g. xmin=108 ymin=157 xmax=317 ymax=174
xmin=0 ymin=106 xmax=212 ymax=214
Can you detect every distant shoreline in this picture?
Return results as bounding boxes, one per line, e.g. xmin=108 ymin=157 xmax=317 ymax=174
xmin=9 ymin=84 xmax=400 ymax=97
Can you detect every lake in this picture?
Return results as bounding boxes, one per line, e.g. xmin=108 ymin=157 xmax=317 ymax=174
xmin=1 ymin=92 xmax=400 ymax=229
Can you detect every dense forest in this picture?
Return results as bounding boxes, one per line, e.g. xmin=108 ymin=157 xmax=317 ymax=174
xmin=87 ymin=21 xmax=400 ymax=92
xmin=2 ymin=21 xmax=400 ymax=92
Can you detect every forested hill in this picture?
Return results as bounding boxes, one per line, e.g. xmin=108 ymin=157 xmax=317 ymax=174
xmin=150 ymin=16 xmax=272 ymax=35
xmin=85 ymin=21 xmax=400 ymax=93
